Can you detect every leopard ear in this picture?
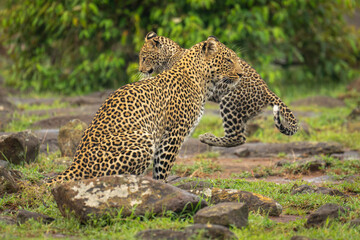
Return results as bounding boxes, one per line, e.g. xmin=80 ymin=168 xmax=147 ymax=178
xmin=145 ymin=31 xmax=157 ymax=41
xmin=202 ymin=36 xmax=219 ymax=57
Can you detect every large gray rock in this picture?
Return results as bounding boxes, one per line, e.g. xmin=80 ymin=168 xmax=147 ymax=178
xmin=306 ymin=203 xmax=348 ymax=228
xmin=52 ymin=175 xmax=207 ymax=223
xmin=234 ymin=142 xmax=343 ymax=158
xmin=194 ymin=202 xmax=248 ymax=228
xmin=177 ymin=182 xmax=282 ymax=217
xmin=0 ymin=131 xmax=40 ymax=164
xmin=57 ymin=119 xmax=87 ymax=157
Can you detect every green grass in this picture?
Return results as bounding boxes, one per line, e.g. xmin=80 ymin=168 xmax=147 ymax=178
xmin=1 ymin=154 xmax=360 ymax=239
xmin=1 ymin=82 xmax=360 ymax=239
xmin=4 ymin=99 xmax=71 ymax=132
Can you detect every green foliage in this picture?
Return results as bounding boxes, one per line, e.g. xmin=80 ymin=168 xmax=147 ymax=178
xmin=0 ymin=0 xmax=359 ymax=94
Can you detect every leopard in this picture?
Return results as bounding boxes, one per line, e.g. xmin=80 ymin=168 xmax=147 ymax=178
xmin=46 ymin=36 xmax=244 ymax=185
xmin=139 ymin=32 xmax=298 ymax=147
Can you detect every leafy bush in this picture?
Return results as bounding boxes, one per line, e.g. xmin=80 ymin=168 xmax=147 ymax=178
xmin=0 ymin=0 xmax=359 ymax=94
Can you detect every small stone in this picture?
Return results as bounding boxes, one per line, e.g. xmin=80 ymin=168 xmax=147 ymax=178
xmin=291 ymin=185 xmax=346 ymax=197
xmin=184 ymin=224 xmax=236 ymax=239
xmin=306 ymin=203 xmax=348 ymax=228
xmin=316 ymin=187 xmax=346 ymax=197
xmin=194 ymin=202 xmax=248 ymax=228
xmin=134 ymin=229 xmax=185 ymax=240
xmin=52 ymin=175 xmax=207 ymax=223
xmin=0 ymin=131 xmax=40 ymax=165
xmin=58 ymin=119 xmax=88 ymax=157
xmin=291 ymin=185 xmax=316 ymax=195
xmin=17 ymin=209 xmax=55 ymax=224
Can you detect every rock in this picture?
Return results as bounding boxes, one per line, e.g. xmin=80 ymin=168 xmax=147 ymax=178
xmin=178 ymin=184 xmax=282 ymax=217
xmin=350 ymin=218 xmax=360 ymax=227
xmin=136 ymin=224 xmax=236 ymax=240
xmin=17 ymin=209 xmax=55 ymax=224
xmin=234 ymin=142 xmax=343 ymax=158
xmin=136 ymin=229 xmax=185 ymax=240
xmin=52 ymin=175 xmax=207 ymax=223
xmin=0 ymin=131 xmax=40 ymax=165
xmin=0 ymin=215 xmax=16 ymax=225
xmin=306 ymin=203 xmax=348 ymax=228
xmin=291 ymin=185 xmax=316 ymax=195
xmin=291 ymin=185 xmax=346 ymax=197
xmin=0 ymin=166 xmax=21 ymax=196
xmin=194 ymin=202 xmax=248 ymax=228
xmin=292 ymin=96 xmax=346 ymax=108
xmin=184 ymin=224 xmax=236 ymax=239
xmin=210 ymin=188 xmax=282 ymax=216
xmin=316 ymin=187 xmax=346 ymax=197
xmin=57 ymin=119 xmax=88 ymax=157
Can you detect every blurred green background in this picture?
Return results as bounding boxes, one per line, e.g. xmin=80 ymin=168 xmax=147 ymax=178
xmin=0 ymin=0 xmax=359 ymax=95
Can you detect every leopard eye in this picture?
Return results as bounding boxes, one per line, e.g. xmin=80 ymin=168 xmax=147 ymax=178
xmin=142 ymin=57 xmax=146 ymax=62
xmin=226 ymin=58 xmax=233 ymax=64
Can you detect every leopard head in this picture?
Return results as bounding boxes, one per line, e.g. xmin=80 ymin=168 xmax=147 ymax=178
xmin=139 ymin=31 xmax=184 ymax=75
xmin=201 ymin=36 xmax=244 ymax=86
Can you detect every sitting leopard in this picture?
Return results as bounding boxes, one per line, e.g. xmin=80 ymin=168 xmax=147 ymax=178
xmin=139 ymin=32 xmax=298 ymax=147
xmin=46 ymin=36 xmax=243 ymax=185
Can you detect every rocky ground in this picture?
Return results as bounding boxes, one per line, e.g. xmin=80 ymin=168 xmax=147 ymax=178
xmin=0 ymin=80 xmax=359 ymax=239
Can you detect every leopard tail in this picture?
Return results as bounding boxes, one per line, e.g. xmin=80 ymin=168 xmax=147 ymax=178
xmin=267 ymin=89 xmax=298 ymax=136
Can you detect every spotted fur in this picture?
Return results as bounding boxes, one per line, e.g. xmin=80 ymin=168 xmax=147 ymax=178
xmin=139 ymin=33 xmax=298 ymax=147
xmin=46 ymin=36 xmax=243 ymax=185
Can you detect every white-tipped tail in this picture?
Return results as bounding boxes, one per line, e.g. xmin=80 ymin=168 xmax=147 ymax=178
xmin=273 ymin=105 xmax=279 ymax=116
